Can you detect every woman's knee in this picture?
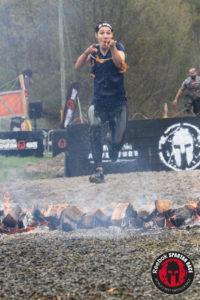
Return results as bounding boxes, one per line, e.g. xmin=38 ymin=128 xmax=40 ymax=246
xmin=88 ymin=105 xmax=101 ymax=127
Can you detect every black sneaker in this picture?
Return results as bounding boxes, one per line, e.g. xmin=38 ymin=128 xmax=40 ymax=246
xmin=89 ymin=169 xmax=105 ymax=183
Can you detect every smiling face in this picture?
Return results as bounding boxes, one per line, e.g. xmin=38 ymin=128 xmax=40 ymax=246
xmin=95 ymin=26 xmax=113 ymax=50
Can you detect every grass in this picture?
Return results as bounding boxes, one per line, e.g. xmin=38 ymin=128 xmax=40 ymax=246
xmin=0 ymin=154 xmax=52 ymax=182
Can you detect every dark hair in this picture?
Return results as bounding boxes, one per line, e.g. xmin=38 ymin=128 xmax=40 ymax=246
xmin=95 ymin=21 xmax=113 ymax=33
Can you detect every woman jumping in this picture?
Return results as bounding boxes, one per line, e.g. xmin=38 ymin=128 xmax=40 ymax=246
xmin=75 ymin=21 xmax=128 ymax=183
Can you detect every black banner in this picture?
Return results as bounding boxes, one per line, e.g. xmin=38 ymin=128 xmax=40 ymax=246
xmin=51 ymin=130 xmax=68 ymax=157
xmin=61 ymin=116 xmax=200 ymax=177
xmin=0 ymin=130 xmax=44 ymax=157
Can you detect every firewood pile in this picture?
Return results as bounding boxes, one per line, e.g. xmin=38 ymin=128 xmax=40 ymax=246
xmin=1 ymin=195 xmax=200 ymax=234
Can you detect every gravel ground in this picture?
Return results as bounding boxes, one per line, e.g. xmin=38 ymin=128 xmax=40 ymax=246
xmin=0 ymin=161 xmax=200 ymax=299
xmin=0 ymin=227 xmax=199 ymax=300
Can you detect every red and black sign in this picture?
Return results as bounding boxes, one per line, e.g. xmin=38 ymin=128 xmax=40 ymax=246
xmin=67 ymin=99 xmax=75 ymax=110
xmin=0 ymin=131 xmax=44 ymax=157
xmin=151 ymin=251 xmax=194 ymax=294
xmin=51 ymin=130 xmax=68 ymax=157
xmin=17 ymin=140 xmax=26 ymax=150
xmin=57 ymin=138 xmax=67 ymax=149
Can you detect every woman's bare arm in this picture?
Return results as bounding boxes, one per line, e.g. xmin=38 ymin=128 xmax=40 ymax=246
xmin=75 ymin=44 xmax=98 ymax=70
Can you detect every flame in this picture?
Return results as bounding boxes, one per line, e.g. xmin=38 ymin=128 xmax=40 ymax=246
xmin=166 ymin=217 xmax=175 ymax=227
xmin=5 ymin=225 xmax=37 ymax=235
xmin=3 ymin=192 xmax=10 ymax=210
xmin=193 ymin=213 xmax=200 ymax=223
xmin=189 ymin=201 xmax=198 ymax=211
xmin=189 ymin=201 xmax=200 ymax=224
xmin=1 ymin=197 xmax=200 ymax=235
xmin=44 ymin=203 xmax=68 ymax=219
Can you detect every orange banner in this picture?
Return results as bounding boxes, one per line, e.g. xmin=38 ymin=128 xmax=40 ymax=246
xmin=0 ymin=90 xmax=27 ymax=117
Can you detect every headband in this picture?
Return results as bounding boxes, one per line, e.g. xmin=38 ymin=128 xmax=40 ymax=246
xmin=95 ymin=23 xmax=113 ymax=32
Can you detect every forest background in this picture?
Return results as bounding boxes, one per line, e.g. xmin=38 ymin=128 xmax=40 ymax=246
xmin=0 ymin=0 xmax=200 ymax=129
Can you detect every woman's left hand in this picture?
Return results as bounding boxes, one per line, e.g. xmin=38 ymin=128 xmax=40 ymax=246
xmin=108 ymin=40 xmax=116 ymax=48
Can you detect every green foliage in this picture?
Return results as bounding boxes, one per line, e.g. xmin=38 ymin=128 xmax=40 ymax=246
xmin=0 ymin=0 xmax=199 ymax=123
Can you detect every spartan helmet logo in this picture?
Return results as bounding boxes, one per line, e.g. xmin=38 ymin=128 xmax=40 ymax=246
xmin=171 ymin=128 xmax=193 ymax=168
xmin=167 ymin=261 xmax=180 ymax=286
xmin=159 ymin=123 xmax=200 ymax=170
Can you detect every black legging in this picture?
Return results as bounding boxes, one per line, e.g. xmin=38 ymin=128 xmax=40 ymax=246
xmin=88 ymin=103 xmax=127 ymax=168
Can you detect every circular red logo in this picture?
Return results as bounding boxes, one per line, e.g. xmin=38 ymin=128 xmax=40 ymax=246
xmin=57 ymin=138 xmax=67 ymax=149
xmin=151 ymin=251 xmax=194 ymax=294
xmin=67 ymin=99 xmax=75 ymax=110
xmin=17 ymin=140 xmax=26 ymax=150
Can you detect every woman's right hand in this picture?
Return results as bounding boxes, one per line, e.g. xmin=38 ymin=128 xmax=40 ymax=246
xmin=84 ymin=44 xmax=98 ymax=56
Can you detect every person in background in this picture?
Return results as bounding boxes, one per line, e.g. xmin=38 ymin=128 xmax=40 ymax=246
xmin=23 ymin=69 xmax=32 ymax=90
xmin=75 ymin=21 xmax=128 ymax=183
xmin=173 ymin=68 xmax=200 ymax=115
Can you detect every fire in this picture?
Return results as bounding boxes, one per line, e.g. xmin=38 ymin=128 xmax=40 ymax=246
xmin=189 ymin=200 xmax=198 ymax=210
xmin=3 ymin=192 xmax=10 ymax=210
xmin=166 ymin=217 xmax=174 ymax=228
xmin=44 ymin=203 xmax=68 ymax=219
xmin=1 ymin=191 xmax=200 ymax=234
xmin=4 ymin=225 xmax=37 ymax=235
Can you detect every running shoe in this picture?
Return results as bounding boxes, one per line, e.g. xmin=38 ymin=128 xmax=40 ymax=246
xmin=89 ymin=169 xmax=105 ymax=183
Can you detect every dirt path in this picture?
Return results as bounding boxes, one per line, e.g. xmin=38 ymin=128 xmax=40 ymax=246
xmin=1 ymin=168 xmax=200 ymax=211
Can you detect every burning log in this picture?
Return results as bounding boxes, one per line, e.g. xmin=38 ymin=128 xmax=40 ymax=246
xmin=111 ymin=203 xmax=137 ymax=227
xmin=155 ymin=213 xmax=166 ymax=228
xmin=78 ymin=212 xmax=96 ymax=228
xmin=155 ymin=200 xmax=173 ymax=214
xmin=143 ymin=221 xmax=154 ymax=230
xmin=133 ymin=214 xmax=144 ymax=228
xmin=137 ymin=204 xmax=156 ymax=223
xmin=31 ymin=207 xmax=47 ymax=224
xmin=43 ymin=204 xmax=69 ymax=230
xmin=59 ymin=205 xmax=87 ymax=231
xmin=196 ymin=202 xmax=200 ymax=216
xmin=0 ymin=209 xmax=3 ymax=223
xmin=2 ymin=192 xmax=200 ymax=235
xmin=101 ymin=202 xmax=118 ymax=215
xmin=61 ymin=205 xmax=84 ymax=223
xmin=169 ymin=205 xmax=194 ymax=227
xmin=78 ymin=209 xmax=109 ymax=229
xmin=59 ymin=213 xmax=76 ymax=232
xmin=3 ymin=204 xmax=25 ymax=228
xmin=95 ymin=208 xmax=111 ymax=226
xmin=21 ymin=211 xmax=38 ymax=228
xmin=44 ymin=216 xmax=60 ymax=230
xmin=19 ymin=206 xmax=48 ymax=231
